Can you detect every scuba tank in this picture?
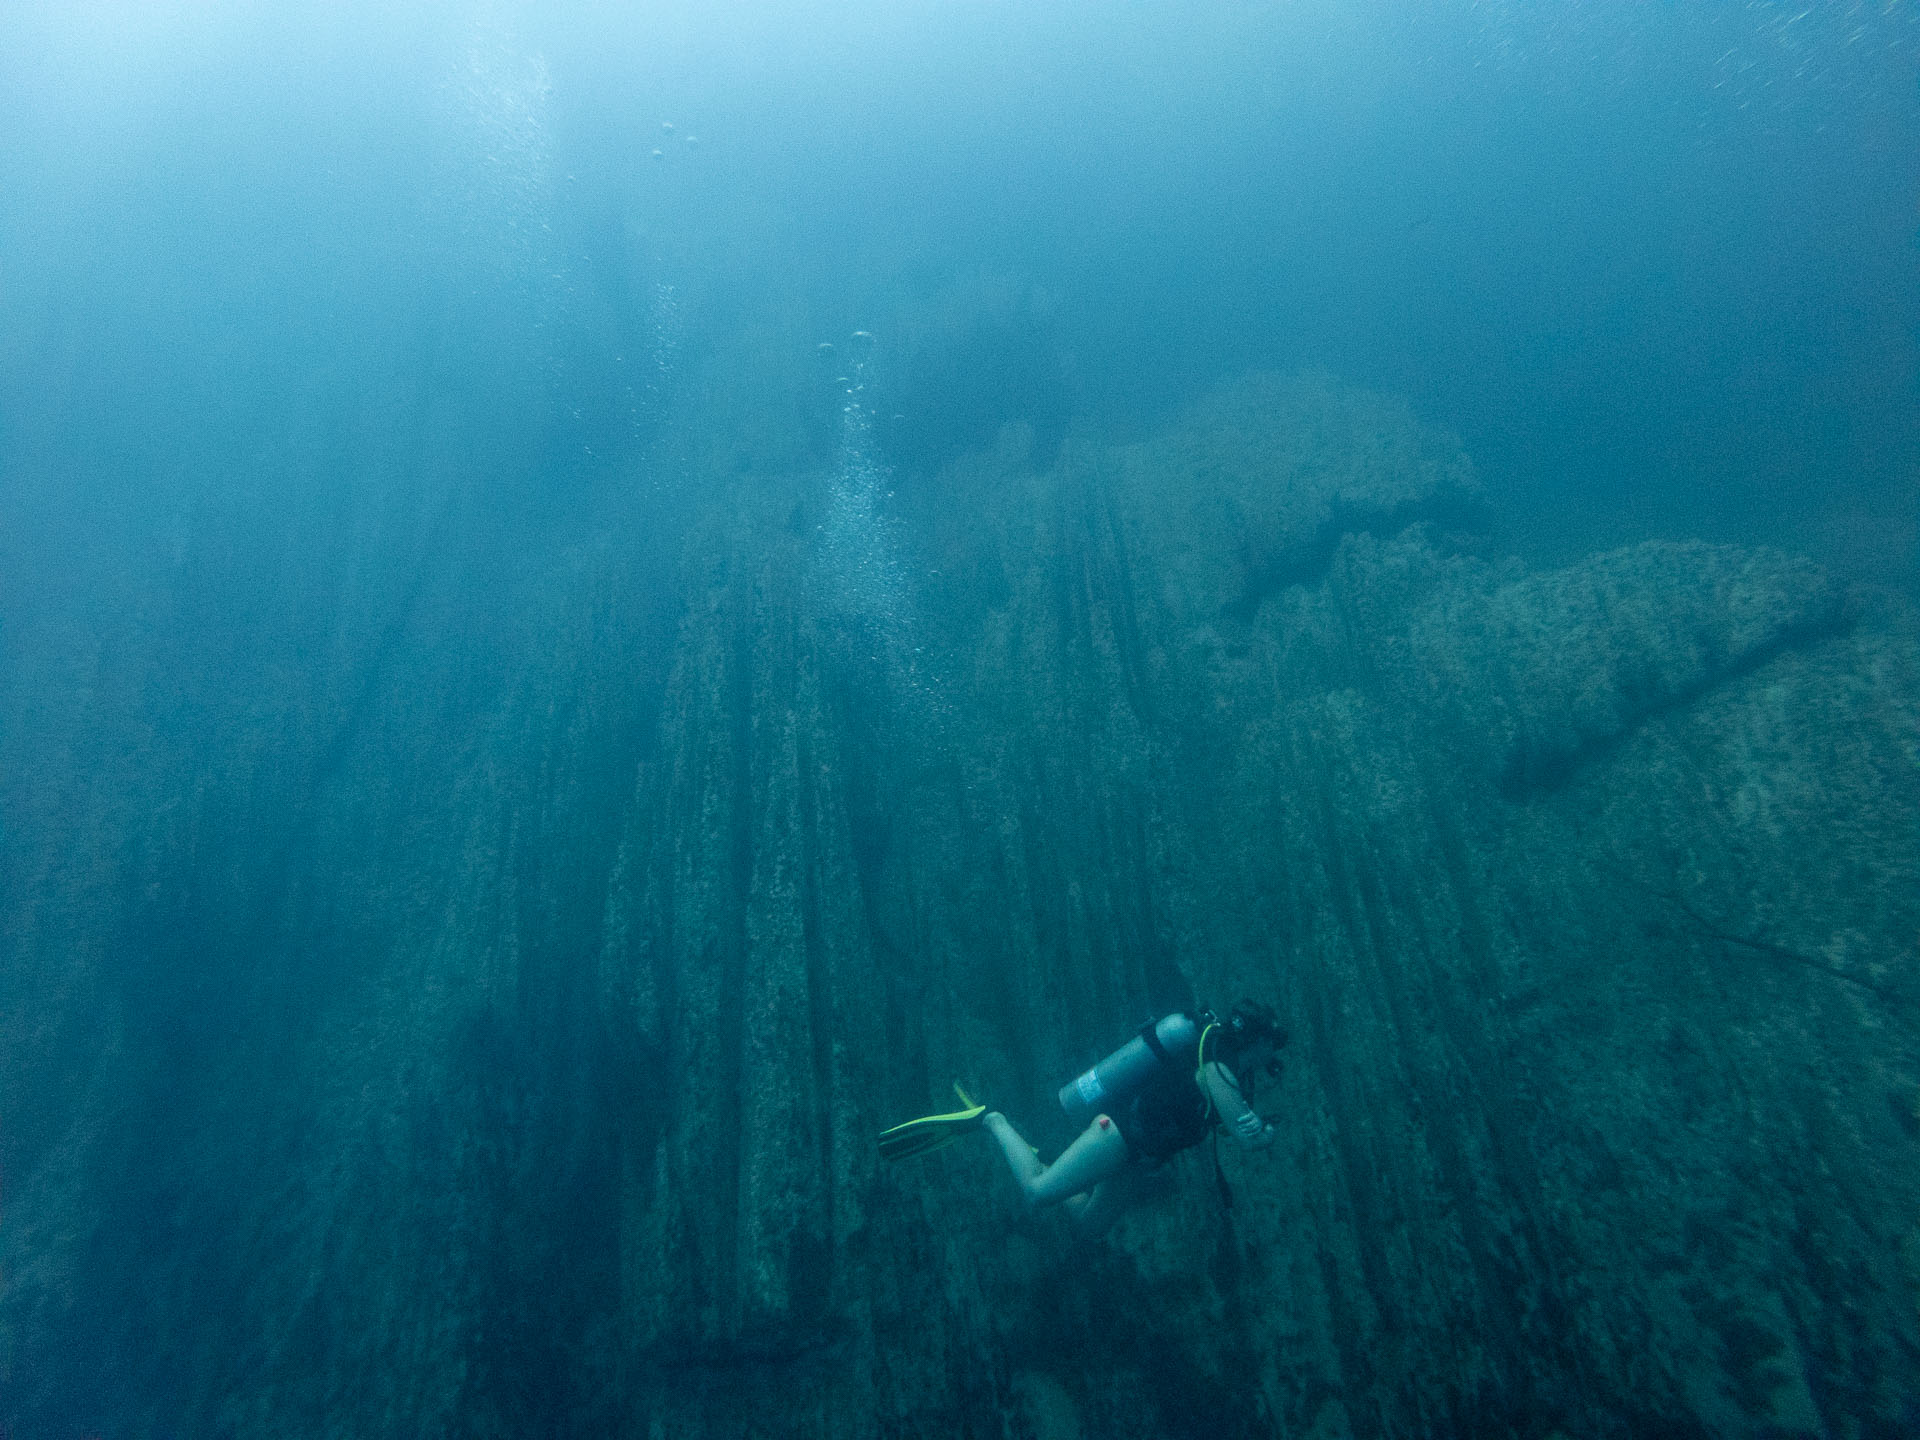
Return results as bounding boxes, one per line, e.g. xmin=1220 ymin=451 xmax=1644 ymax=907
xmin=1057 ymin=1013 xmax=1201 ymax=1129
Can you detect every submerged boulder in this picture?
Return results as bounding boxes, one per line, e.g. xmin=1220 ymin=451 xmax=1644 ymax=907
xmin=1411 ymin=539 xmax=1854 ymax=796
xmin=1109 ymin=371 xmax=1485 ymax=624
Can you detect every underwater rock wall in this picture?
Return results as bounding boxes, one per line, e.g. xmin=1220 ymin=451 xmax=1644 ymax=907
xmin=2 ymin=374 xmax=1917 ymax=1438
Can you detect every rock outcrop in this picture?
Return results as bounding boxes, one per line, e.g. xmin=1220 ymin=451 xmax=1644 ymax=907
xmin=3 ymin=373 xmax=1916 ymax=1438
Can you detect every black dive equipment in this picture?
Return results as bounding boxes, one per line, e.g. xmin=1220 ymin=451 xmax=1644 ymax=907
xmin=1057 ymin=1013 xmax=1200 ymax=1128
xmin=1220 ymin=999 xmax=1287 ymax=1091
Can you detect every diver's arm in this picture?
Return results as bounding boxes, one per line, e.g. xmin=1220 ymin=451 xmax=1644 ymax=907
xmin=1201 ymin=1061 xmax=1274 ymax=1148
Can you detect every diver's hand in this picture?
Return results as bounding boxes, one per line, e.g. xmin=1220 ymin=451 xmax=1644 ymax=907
xmin=1227 ymin=1107 xmax=1275 ymax=1147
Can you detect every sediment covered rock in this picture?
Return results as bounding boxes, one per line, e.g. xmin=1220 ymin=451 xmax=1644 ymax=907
xmin=2 ymin=373 xmax=1916 ymax=1439
xmin=1411 ymin=539 xmax=1854 ymax=796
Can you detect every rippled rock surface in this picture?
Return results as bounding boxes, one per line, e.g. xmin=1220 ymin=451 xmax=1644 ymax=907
xmin=3 ymin=374 xmax=1916 ymax=1438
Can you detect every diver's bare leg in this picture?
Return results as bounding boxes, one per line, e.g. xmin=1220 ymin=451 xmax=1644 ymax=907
xmin=1068 ymin=1172 xmax=1140 ymax=1236
xmin=984 ymin=1112 xmax=1130 ymax=1208
xmin=983 ymin=1111 xmax=1047 ymax=1189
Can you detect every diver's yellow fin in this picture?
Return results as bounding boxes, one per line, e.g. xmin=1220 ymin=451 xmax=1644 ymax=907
xmin=876 ymin=1088 xmax=987 ymax=1163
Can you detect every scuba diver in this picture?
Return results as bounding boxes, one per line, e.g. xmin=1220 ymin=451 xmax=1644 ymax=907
xmin=878 ymin=1001 xmax=1286 ymax=1233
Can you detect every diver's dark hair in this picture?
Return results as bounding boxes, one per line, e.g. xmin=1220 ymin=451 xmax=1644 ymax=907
xmin=1206 ymin=999 xmax=1287 ymax=1086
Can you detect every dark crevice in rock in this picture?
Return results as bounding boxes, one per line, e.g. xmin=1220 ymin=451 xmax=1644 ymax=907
xmin=1499 ymin=601 xmax=1857 ymax=800
xmin=792 ymin=724 xmax=840 ymax=1273
xmin=816 ymin=620 xmax=949 ymax=1127
xmin=711 ymin=605 xmax=758 ymax=1312
xmin=641 ymin=1314 xmax=851 ymax=1372
xmin=1223 ymin=487 xmax=1490 ymax=622
xmin=1129 ymin=805 xmax=1194 ymax=1020
xmin=1614 ymin=866 xmax=1914 ymax=1011
xmin=1100 ymin=482 xmax=1156 ymax=725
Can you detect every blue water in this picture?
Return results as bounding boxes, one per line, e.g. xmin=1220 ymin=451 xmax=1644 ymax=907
xmin=4 ymin=1 xmax=1915 ymax=597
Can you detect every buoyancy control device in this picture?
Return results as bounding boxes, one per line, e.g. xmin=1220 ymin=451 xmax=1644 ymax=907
xmin=1057 ymin=1013 xmax=1201 ymax=1128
